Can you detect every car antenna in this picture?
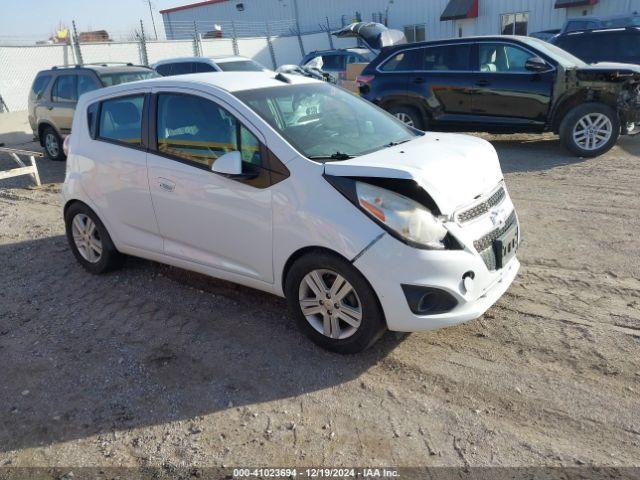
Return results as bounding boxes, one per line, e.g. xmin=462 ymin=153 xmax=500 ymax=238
xmin=275 ymin=72 xmax=292 ymax=84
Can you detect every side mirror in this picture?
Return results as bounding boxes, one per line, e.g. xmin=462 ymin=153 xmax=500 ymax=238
xmin=525 ymin=56 xmax=549 ymax=72
xmin=211 ymin=150 xmax=242 ymax=175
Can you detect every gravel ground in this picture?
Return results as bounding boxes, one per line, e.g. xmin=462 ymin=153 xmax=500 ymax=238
xmin=0 ymin=111 xmax=639 ymax=469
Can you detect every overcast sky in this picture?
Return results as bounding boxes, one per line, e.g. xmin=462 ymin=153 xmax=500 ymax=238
xmin=0 ymin=0 xmax=186 ymax=39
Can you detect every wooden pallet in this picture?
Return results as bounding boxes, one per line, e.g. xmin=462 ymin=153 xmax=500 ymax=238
xmin=0 ymin=145 xmax=42 ymax=187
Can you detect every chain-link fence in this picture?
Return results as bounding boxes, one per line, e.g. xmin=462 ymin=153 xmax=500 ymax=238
xmin=0 ymin=17 xmax=362 ymax=113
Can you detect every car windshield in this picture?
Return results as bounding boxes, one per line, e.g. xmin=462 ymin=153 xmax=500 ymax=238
xmin=217 ymin=60 xmax=265 ymax=72
xmin=234 ymin=83 xmax=419 ymax=160
xmin=99 ymin=70 xmax=159 ymax=86
xmin=520 ymin=37 xmax=587 ymax=67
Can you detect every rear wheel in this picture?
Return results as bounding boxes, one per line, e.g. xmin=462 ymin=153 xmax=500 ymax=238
xmin=284 ymin=251 xmax=386 ymax=354
xmin=559 ymin=103 xmax=619 ymax=157
xmin=65 ymin=202 xmax=124 ymax=274
xmin=388 ymin=105 xmax=424 ymax=130
xmin=42 ymin=126 xmax=66 ymax=161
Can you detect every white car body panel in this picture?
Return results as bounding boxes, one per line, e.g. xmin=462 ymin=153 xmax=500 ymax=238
xmin=63 ymin=71 xmax=519 ymax=335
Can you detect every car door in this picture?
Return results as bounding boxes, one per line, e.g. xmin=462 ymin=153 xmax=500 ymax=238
xmin=405 ymin=43 xmax=475 ymax=127
xmin=49 ymin=74 xmax=78 ymax=135
xmin=84 ymin=92 xmax=163 ymax=253
xmin=472 ymin=42 xmax=555 ymax=129
xmin=146 ymin=90 xmax=274 ymax=283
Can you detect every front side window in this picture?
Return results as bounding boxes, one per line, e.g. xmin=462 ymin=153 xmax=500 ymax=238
xmin=423 ymin=44 xmax=472 ymax=71
xmin=501 ymin=12 xmax=529 ymax=35
xmin=52 ymin=75 xmax=77 ymax=103
xmin=156 ymin=93 xmax=262 ymax=169
xmin=98 ymin=95 xmax=144 ymax=146
xmin=479 ymin=43 xmax=534 ymax=73
xmin=235 ymin=83 xmax=418 ymax=160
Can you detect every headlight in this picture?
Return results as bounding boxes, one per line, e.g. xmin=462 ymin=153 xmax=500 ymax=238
xmin=355 ymin=181 xmax=447 ymax=249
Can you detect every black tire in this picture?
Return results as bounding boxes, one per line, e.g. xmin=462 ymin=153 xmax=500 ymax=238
xmin=64 ymin=202 xmax=124 ymax=274
xmin=284 ymin=251 xmax=386 ymax=354
xmin=559 ymin=103 xmax=620 ymax=157
xmin=42 ymin=126 xmax=66 ymax=161
xmin=388 ymin=105 xmax=424 ymax=130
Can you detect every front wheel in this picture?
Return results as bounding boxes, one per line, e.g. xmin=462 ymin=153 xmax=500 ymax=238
xmin=284 ymin=251 xmax=386 ymax=354
xmin=559 ymin=103 xmax=620 ymax=157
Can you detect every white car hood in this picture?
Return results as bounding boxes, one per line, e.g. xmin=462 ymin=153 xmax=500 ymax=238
xmin=324 ymin=132 xmax=503 ymax=214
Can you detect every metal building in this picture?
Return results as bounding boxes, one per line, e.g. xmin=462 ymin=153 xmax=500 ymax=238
xmin=160 ymin=0 xmax=640 ymax=40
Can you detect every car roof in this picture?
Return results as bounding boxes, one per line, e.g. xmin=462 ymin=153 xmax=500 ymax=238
xmin=43 ymin=64 xmax=152 ymax=74
xmin=558 ymin=26 xmax=640 ymax=36
xmin=568 ymin=12 xmax=640 ymax=21
xmin=151 ymin=56 xmax=253 ymax=67
xmin=80 ymin=71 xmax=319 ymax=101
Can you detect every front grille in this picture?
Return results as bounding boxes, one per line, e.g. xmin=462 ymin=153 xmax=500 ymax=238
xmin=474 ymin=210 xmax=517 ymax=270
xmin=457 ymin=186 xmax=506 ymax=223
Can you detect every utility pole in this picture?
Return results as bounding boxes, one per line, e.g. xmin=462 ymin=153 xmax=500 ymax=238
xmin=144 ymin=0 xmax=158 ymax=40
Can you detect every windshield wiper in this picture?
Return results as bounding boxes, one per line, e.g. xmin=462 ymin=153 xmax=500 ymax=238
xmin=384 ymin=139 xmax=412 ymax=148
xmin=308 ymin=151 xmax=355 ymax=160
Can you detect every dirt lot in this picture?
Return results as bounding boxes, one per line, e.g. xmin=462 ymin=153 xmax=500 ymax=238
xmin=0 ymin=111 xmax=639 ymax=470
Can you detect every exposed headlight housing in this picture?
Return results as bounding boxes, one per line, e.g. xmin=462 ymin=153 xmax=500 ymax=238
xmin=354 ymin=181 xmax=448 ymax=249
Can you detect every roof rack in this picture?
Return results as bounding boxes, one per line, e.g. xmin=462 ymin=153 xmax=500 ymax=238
xmin=50 ymin=62 xmax=152 ymax=71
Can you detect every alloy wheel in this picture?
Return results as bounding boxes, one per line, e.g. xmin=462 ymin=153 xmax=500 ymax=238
xmin=45 ymin=132 xmax=59 ymax=158
xmin=71 ymin=214 xmax=103 ymax=263
xmin=572 ymin=113 xmax=612 ymax=151
xmin=395 ymin=112 xmax=414 ymax=127
xmin=298 ymin=269 xmax=362 ymax=340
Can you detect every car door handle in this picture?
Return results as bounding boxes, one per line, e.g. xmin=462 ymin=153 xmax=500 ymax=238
xmin=158 ymin=178 xmax=175 ymax=192
xmin=412 ymin=77 xmax=426 ymax=84
xmin=475 ymin=80 xmax=490 ymax=87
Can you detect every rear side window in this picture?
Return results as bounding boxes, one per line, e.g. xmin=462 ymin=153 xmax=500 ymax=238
xmin=98 ymin=95 xmax=144 ymax=146
xmin=87 ymin=102 xmax=99 ymax=138
xmin=558 ymin=32 xmax=639 ymax=62
xmin=381 ymin=49 xmax=422 ymax=71
xmin=168 ymin=62 xmax=195 ymax=76
xmin=156 ymin=64 xmax=173 ymax=76
xmin=194 ymin=62 xmax=217 ymax=72
xmin=31 ymin=75 xmax=52 ymax=97
xmin=423 ymin=44 xmax=472 ymax=71
xmin=78 ymin=75 xmax=101 ymax=97
xmin=52 ymin=75 xmax=78 ymax=102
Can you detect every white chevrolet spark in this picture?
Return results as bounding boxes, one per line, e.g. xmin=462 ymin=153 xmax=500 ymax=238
xmin=63 ymin=71 xmax=520 ymax=353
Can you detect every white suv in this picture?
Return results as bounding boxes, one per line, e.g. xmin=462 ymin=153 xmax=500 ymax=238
xmin=63 ymin=71 xmax=520 ymax=353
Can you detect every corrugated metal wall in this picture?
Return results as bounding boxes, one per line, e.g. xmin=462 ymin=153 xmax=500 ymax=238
xmin=162 ymin=0 xmax=640 ymax=40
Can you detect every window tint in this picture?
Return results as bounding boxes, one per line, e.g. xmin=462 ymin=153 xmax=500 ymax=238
xmin=78 ymin=75 xmax=101 ymax=97
xmin=156 ymin=93 xmax=263 ymax=169
xmin=321 ymin=55 xmax=346 ymax=70
xmin=381 ymin=49 xmax=422 ymax=71
xmin=156 ymin=64 xmax=173 ymax=76
xmin=52 ymin=75 xmax=77 ymax=102
xmin=194 ymin=62 xmax=216 ymax=72
xmin=169 ymin=62 xmax=195 ymax=76
xmin=423 ymin=44 xmax=472 ymax=71
xmin=479 ymin=43 xmax=534 ymax=72
xmin=217 ymin=60 xmax=264 ymax=72
xmin=98 ymin=70 xmax=158 ymax=86
xmin=98 ymin=95 xmax=144 ymax=146
xmin=31 ymin=75 xmax=51 ymax=97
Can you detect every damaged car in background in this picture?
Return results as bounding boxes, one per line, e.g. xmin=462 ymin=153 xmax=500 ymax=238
xmin=343 ymin=23 xmax=640 ymax=157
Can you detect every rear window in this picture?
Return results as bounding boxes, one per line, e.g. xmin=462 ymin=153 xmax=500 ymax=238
xmin=217 ymin=60 xmax=265 ymax=72
xmin=98 ymin=70 xmax=158 ymax=86
xmin=380 ymin=49 xmax=422 ymax=71
xmin=98 ymin=95 xmax=145 ymax=146
xmin=31 ymin=75 xmax=52 ymax=97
